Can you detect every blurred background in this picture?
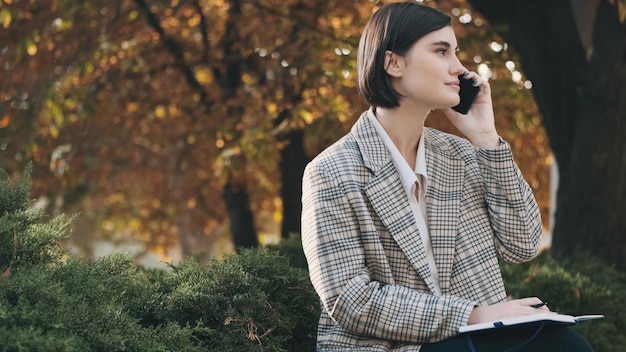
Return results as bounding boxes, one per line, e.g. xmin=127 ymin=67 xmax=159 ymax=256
xmin=1 ymin=0 xmax=624 ymax=270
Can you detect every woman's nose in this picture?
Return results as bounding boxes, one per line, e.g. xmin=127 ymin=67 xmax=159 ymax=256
xmin=453 ymin=63 xmax=467 ymax=76
xmin=452 ymin=55 xmax=467 ymax=76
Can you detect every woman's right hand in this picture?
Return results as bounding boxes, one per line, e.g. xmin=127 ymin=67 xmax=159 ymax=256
xmin=468 ymin=297 xmax=552 ymax=325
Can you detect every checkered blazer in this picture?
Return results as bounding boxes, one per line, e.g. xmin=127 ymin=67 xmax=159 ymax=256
xmin=301 ymin=110 xmax=542 ymax=351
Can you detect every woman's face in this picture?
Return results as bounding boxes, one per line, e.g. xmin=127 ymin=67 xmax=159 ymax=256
xmin=389 ymin=26 xmax=466 ymax=110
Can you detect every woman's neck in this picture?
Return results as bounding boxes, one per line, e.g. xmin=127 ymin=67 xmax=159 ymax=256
xmin=374 ymin=104 xmax=429 ymax=165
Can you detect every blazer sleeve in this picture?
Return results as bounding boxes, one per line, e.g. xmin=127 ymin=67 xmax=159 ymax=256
xmin=301 ymin=160 xmax=476 ymax=344
xmin=475 ymin=140 xmax=543 ymax=263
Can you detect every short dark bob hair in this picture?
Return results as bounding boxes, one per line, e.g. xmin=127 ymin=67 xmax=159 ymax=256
xmin=357 ymin=2 xmax=451 ymax=108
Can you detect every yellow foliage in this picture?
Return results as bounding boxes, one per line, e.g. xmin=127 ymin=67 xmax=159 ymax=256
xmin=187 ymin=13 xmax=201 ymax=27
xmin=195 ymin=68 xmax=213 ymax=84
xmin=49 ymin=125 xmax=59 ymax=139
xmin=168 ymin=105 xmax=180 ymax=117
xmin=126 ymin=102 xmax=139 ymax=113
xmin=128 ymin=218 xmax=142 ymax=230
xmin=154 ymin=105 xmax=166 ymax=119
xmin=1 ymin=8 xmax=11 ymax=28
xmin=64 ymin=99 xmax=77 ymax=110
xmin=258 ymin=232 xmax=280 ymax=246
xmin=272 ymin=209 xmax=282 ymax=224
xmin=299 ymin=109 xmax=314 ymax=124
xmin=26 ymin=39 xmax=37 ymax=56
xmin=107 ymin=193 xmax=126 ymax=205
xmin=101 ymin=220 xmax=115 ymax=232
xmin=266 ymin=102 xmax=277 ymax=114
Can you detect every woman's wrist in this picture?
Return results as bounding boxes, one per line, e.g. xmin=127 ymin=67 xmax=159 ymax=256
xmin=469 ymin=132 xmax=500 ymax=149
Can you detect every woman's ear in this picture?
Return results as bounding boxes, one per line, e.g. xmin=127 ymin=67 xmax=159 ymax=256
xmin=383 ymin=50 xmax=403 ymax=78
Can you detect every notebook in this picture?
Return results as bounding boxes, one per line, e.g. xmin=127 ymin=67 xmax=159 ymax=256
xmin=459 ymin=313 xmax=604 ymax=334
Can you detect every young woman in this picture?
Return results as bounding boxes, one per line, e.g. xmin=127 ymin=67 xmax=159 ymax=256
xmin=301 ymin=2 xmax=594 ymax=351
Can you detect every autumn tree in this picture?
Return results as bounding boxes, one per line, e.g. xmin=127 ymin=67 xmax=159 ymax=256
xmin=0 ymin=0 xmax=551 ymax=260
xmin=0 ymin=0 xmax=365 ymax=259
xmin=467 ymin=0 xmax=626 ymax=269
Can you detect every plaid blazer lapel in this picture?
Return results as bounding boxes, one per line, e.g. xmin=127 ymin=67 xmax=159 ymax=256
xmin=424 ymin=129 xmax=463 ymax=294
xmin=352 ymin=113 xmax=440 ymax=295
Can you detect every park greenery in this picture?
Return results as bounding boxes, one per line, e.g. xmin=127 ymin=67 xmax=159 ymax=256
xmin=1 ymin=0 xmax=625 ymax=349
xmin=2 ymin=166 xmax=625 ymax=351
xmin=0 ymin=165 xmax=320 ymax=351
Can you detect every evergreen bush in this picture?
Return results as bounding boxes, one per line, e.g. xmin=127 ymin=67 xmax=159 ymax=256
xmin=0 ymin=166 xmax=318 ymax=351
xmin=501 ymin=252 xmax=626 ymax=351
xmin=0 ymin=163 xmax=69 ymax=272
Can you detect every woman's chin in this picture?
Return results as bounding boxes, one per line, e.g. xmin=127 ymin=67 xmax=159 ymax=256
xmin=437 ymin=100 xmax=460 ymax=110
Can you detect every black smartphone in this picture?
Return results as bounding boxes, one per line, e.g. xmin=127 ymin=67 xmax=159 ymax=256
xmin=452 ymin=74 xmax=481 ymax=114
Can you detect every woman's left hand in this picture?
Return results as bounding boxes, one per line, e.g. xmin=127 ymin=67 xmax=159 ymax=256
xmin=443 ymin=71 xmax=500 ymax=149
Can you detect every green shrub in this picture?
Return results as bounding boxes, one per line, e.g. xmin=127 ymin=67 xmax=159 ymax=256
xmin=501 ymin=252 xmax=626 ymax=351
xmin=0 ymin=167 xmax=318 ymax=352
xmin=0 ymin=163 xmax=69 ymax=273
xmin=156 ymin=249 xmax=319 ymax=351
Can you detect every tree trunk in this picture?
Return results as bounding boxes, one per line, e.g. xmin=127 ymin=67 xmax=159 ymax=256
xmin=223 ymin=180 xmax=259 ymax=249
xmin=279 ymin=129 xmax=309 ymax=239
xmin=468 ymin=0 xmax=626 ymax=268
xmin=220 ymin=0 xmax=259 ymax=250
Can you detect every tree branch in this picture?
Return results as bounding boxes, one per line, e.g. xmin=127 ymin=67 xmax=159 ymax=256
xmin=133 ymin=0 xmax=209 ymax=105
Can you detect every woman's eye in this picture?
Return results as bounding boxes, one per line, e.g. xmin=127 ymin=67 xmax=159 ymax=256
xmin=436 ymin=48 xmax=447 ymax=55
